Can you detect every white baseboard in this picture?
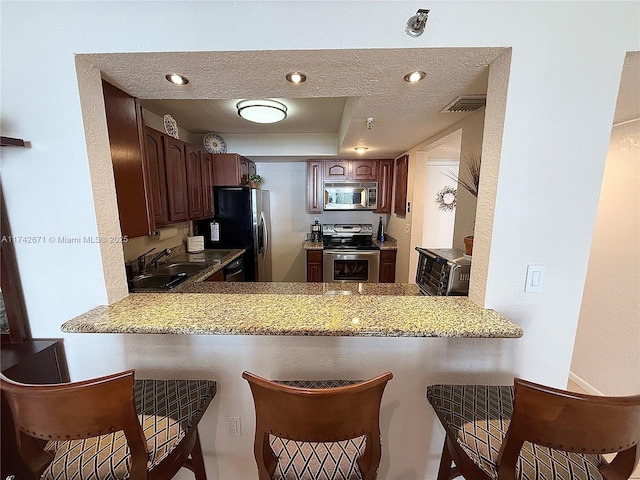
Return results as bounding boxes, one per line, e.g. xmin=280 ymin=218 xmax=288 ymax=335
xmin=568 ymin=372 xmax=603 ymax=395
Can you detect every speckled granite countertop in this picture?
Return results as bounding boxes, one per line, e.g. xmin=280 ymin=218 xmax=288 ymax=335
xmin=302 ymin=235 xmax=397 ymax=250
xmin=61 ymin=283 xmax=523 ymax=338
xmin=155 ymin=249 xmax=245 ymax=292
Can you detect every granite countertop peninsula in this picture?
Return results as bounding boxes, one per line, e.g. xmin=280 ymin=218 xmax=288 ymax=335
xmin=61 ymin=282 xmax=523 ymax=338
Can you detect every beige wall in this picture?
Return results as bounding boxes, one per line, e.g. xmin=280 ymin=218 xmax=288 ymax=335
xmin=399 ymin=110 xmax=487 ymax=284
xmin=570 ymin=119 xmax=640 ymax=396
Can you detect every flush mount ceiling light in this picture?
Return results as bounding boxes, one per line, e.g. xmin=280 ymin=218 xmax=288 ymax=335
xmin=354 ymin=147 xmax=369 ymax=154
xmin=404 ymin=71 xmax=426 ymax=83
xmin=286 ymin=71 xmax=307 ymax=84
xmin=165 ymin=73 xmax=189 ymax=85
xmin=237 ymin=99 xmax=287 ymax=124
xmin=405 ymin=8 xmax=430 ymax=37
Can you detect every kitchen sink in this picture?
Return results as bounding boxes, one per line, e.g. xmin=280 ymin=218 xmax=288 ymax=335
xmin=152 ymin=262 xmax=213 ymax=276
xmin=129 ymin=273 xmax=189 ymax=292
xmin=198 ymin=250 xmax=234 ymax=261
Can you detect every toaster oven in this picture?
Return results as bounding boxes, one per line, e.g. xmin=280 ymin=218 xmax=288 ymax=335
xmin=415 ymin=247 xmax=471 ymax=296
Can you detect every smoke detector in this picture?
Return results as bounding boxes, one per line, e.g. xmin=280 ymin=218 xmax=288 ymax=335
xmin=441 ymin=94 xmax=487 ymax=113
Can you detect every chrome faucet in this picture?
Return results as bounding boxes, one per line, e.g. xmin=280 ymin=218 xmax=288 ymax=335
xmin=136 ymin=247 xmax=156 ymax=272
xmin=148 ymin=248 xmax=171 ymax=270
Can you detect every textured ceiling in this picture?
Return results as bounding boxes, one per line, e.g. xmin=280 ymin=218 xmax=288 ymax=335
xmin=80 ymin=47 xmax=637 ymax=160
xmin=82 ymin=48 xmax=504 ymax=159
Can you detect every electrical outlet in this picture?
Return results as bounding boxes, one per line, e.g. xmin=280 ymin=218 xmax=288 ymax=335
xmin=228 ymin=416 xmax=242 ymax=437
xmin=405 ymin=224 xmax=411 ymax=236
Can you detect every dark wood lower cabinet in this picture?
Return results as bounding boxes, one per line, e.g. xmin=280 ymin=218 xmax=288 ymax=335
xmin=1 ymin=339 xmax=69 ymax=479
xmin=306 ymin=250 xmax=323 ymax=282
xmin=205 ymin=269 xmax=225 ymax=282
xmin=379 ymin=250 xmax=397 ymax=283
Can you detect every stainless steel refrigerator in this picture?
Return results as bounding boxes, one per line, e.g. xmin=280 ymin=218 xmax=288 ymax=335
xmin=204 ymin=186 xmax=272 ymax=282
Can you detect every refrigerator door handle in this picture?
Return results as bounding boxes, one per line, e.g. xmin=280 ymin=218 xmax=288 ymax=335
xmin=259 ymin=211 xmax=268 ymax=260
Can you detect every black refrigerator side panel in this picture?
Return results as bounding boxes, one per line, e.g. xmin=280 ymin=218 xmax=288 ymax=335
xmin=211 ymin=188 xmax=253 ymax=248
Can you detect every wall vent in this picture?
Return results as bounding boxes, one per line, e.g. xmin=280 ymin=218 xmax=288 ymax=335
xmin=440 ymin=94 xmax=486 ymax=113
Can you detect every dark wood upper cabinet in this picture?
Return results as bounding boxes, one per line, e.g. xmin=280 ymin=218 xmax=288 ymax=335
xmin=375 ymin=159 xmax=394 ymax=214
xmin=1 ymin=188 xmax=30 ymax=344
xmin=201 ymin=152 xmax=214 ymax=218
xmin=163 ymin=136 xmax=190 ymax=222
xmin=324 ymin=161 xmax=349 ymax=180
xmin=394 ymin=154 xmax=408 ymax=217
xmin=185 ymin=145 xmax=205 ymax=219
xmin=142 ymin=127 xmax=169 ymax=227
xmin=102 ymin=80 xmax=154 ymax=237
xmin=306 ymin=159 xmax=394 ymax=214
xmin=213 ymin=153 xmax=255 ymax=186
xmin=351 ymin=160 xmax=378 ymax=181
xmin=306 ymin=160 xmax=324 ymax=214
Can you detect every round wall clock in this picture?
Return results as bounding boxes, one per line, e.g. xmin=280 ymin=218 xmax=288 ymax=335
xmin=203 ymin=133 xmax=227 ymax=154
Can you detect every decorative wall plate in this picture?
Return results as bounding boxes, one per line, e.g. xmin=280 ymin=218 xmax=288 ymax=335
xmin=163 ymin=114 xmax=179 ymax=139
xmin=203 ymin=133 xmax=227 ymax=154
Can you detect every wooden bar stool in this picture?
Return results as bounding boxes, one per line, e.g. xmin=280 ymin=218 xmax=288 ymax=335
xmin=1 ymin=369 xmax=216 ymax=479
xmin=243 ymin=371 xmax=393 ymax=480
xmin=426 ymin=378 xmax=640 ymax=480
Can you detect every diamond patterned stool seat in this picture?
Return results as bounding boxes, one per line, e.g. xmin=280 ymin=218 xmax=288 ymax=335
xmin=1 ymin=370 xmax=216 ymax=480
xmin=243 ymin=372 xmax=393 ymax=480
xmin=426 ymin=379 xmax=640 ymax=480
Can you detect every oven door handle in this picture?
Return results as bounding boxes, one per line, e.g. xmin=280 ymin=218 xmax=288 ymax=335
xmin=323 ymin=250 xmax=380 ymax=257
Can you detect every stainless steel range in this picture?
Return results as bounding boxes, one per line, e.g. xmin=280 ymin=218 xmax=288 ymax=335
xmin=322 ymin=224 xmax=380 ymax=283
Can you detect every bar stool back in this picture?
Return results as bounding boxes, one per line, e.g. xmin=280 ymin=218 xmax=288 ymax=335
xmin=427 ymin=378 xmax=640 ymax=480
xmin=243 ymin=371 xmax=393 ymax=480
xmin=1 ymin=369 xmax=216 ymax=479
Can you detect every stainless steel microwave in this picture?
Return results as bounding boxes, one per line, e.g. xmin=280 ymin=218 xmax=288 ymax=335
xmin=324 ymin=182 xmax=378 ymax=210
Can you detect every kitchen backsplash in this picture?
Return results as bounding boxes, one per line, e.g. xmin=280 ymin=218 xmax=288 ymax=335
xmin=122 ymin=222 xmax=191 ymax=262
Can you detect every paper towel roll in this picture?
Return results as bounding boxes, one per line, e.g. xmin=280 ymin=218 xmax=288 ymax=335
xmin=187 ymin=236 xmax=205 ymax=253
xmin=152 ymin=227 xmax=178 ymax=241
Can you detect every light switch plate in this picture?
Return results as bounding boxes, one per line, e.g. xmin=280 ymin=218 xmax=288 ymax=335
xmin=525 ymin=265 xmax=545 ymax=292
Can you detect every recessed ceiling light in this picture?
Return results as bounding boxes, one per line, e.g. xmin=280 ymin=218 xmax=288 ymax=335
xmin=354 ymin=147 xmax=369 ymax=154
xmin=237 ymin=99 xmax=287 ymax=124
xmin=286 ymin=72 xmax=307 ymax=84
xmin=404 ymin=71 xmax=426 ymax=83
xmin=165 ymin=73 xmax=189 ymax=85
